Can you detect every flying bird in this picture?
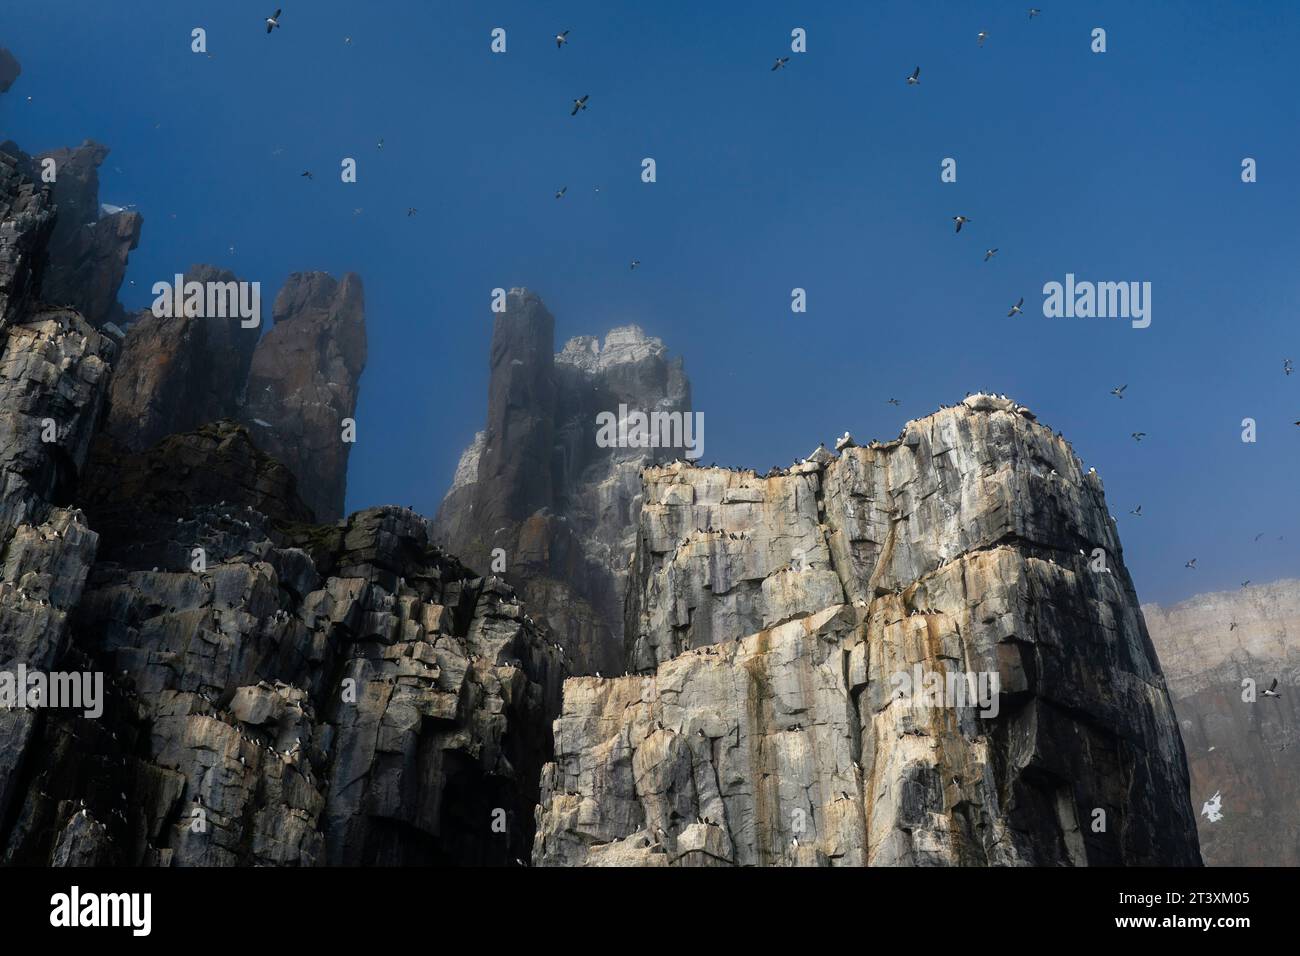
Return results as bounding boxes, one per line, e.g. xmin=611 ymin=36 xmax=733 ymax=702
xmin=887 ymin=398 xmax=902 ymax=406
xmin=266 ymin=9 xmax=282 ymax=33
xmin=1007 ymin=297 xmax=1024 ymax=317
xmin=377 ymin=138 xmax=384 ymax=150
xmin=1110 ymin=384 xmax=1127 ymax=399
xmin=983 ymin=248 xmax=998 ymax=261
xmin=1028 ymin=8 xmax=1042 ymax=19
xmin=571 ymin=95 xmax=589 ymax=116
xmin=300 ymin=170 xmax=313 ymax=179
xmin=907 ymin=66 xmax=921 ymax=85
xmin=629 ymin=259 xmax=641 ymax=270
xmin=772 ymin=57 xmax=790 ymax=71
xmin=556 ymin=30 xmax=570 ymax=48
xmin=407 ymin=207 xmax=417 ymax=216
xmin=1129 ymin=505 xmax=1142 ymax=516
xmin=1285 ymin=358 xmax=1294 ymax=376
xmin=977 ymin=31 xmax=988 ymax=46
xmin=1263 ymin=678 xmax=1281 ymax=697
xmin=1131 ymin=431 xmax=1146 ymax=442
xmin=555 ymin=186 xmax=567 ymax=199
xmin=953 ymin=215 xmax=971 ymax=232
xmin=1185 ymin=558 xmax=1197 ymax=569
xmin=1241 ymin=580 xmax=1251 ymax=588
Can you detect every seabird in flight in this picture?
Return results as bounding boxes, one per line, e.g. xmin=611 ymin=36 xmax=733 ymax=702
xmin=953 ymin=215 xmax=971 ymax=232
xmin=977 ymin=31 xmax=988 ymax=47
xmin=1263 ymin=678 xmax=1281 ymax=698
xmin=300 ymin=171 xmax=313 ymax=180
xmin=772 ymin=57 xmax=790 ymax=71
xmin=555 ymin=186 xmax=567 ymax=199
xmin=907 ymin=66 xmax=920 ymax=85
xmin=1184 ymin=558 xmax=1197 ymax=569
xmin=630 ymin=259 xmax=641 ymax=270
xmin=1028 ymin=8 xmax=1042 ymax=19
xmin=1110 ymin=384 xmax=1127 ymax=399
xmin=571 ymin=95 xmax=589 ymax=116
xmin=1007 ymin=297 xmax=1024 ymax=317
xmin=556 ymin=30 xmax=570 ymax=49
xmin=1129 ymin=504 xmax=1142 ymax=516
xmin=887 ymin=398 xmax=901 ymax=406
xmin=1131 ymin=431 xmax=1146 ymax=442
xmin=1241 ymin=580 xmax=1251 ymax=588
xmin=266 ymin=9 xmax=281 ymax=33
xmin=1285 ymin=358 xmax=1294 ymax=376
xmin=984 ymin=248 xmax=998 ymax=261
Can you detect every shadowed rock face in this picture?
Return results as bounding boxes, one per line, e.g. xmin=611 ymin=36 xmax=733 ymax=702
xmin=102 ymin=266 xmax=260 ymax=454
xmin=0 ymin=49 xmax=19 ymax=94
xmin=100 ymin=267 xmax=366 ymax=524
xmin=14 ymin=141 xmax=143 ymax=330
xmin=1144 ymin=582 xmax=1300 ymax=866
xmin=436 ymin=289 xmax=692 ymax=676
xmin=3 ymin=416 xmax=564 ymax=865
xmin=0 ymin=152 xmax=55 ymax=331
xmin=0 ymin=126 xmax=558 ymax=867
xmin=534 ymin=396 xmax=1202 ymax=867
xmin=241 ymin=271 xmax=367 ymax=524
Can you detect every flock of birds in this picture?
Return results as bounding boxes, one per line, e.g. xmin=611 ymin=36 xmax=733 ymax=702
xmin=258 ymin=7 xmax=1286 ymax=688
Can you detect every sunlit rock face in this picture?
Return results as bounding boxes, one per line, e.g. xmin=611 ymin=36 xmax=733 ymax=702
xmin=436 ymin=288 xmax=691 ymax=677
xmin=535 ymin=396 xmax=1202 ymax=867
xmin=1144 ymin=581 xmax=1300 ymax=866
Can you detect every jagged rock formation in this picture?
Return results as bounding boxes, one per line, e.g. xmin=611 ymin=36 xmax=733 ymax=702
xmin=0 ymin=141 xmax=143 ymax=330
xmin=534 ymin=396 xmax=1202 ymax=866
xmin=0 ymin=151 xmax=54 ymax=330
xmin=100 ymin=265 xmax=259 ymax=453
xmin=98 ymin=267 xmax=366 ymax=523
xmin=0 ymin=300 xmax=116 ymax=833
xmin=241 ymin=272 xmax=367 ymax=524
xmin=1144 ymin=582 xmax=1300 ymax=866
xmin=0 ymin=118 xmax=556 ymax=867
xmin=437 ymin=289 xmax=691 ymax=676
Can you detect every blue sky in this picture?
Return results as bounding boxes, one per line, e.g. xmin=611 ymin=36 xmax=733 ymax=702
xmin=3 ymin=0 xmax=1297 ymax=606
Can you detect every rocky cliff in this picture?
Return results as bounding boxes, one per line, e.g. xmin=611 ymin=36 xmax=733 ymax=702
xmin=436 ymin=289 xmax=691 ymax=677
xmin=0 ymin=140 xmax=143 ymax=330
xmin=1144 ymin=582 xmax=1299 ymax=866
xmin=0 ymin=102 xmax=565 ymax=866
xmin=534 ymin=397 xmax=1202 ymax=866
xmin=100 ymin=267 xmax=366 ymax=523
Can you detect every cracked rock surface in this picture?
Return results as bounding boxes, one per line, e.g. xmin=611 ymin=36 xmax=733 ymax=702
xmin=535 ymin=396 xmax=1201 ymax=866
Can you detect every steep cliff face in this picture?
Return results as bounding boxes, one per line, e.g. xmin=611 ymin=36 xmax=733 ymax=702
xmin=100 ymin=268 xmax=366 ymax=523
xmin=1143 ymin=582 xmax=1300 ymax=866
xmin=0 ymin=301 xmax=116 ymax=835
xmin=101 ymin=265 xmax=260 ymax=453
xmin=0 ymin=119 xmax=558 ymax=867
xmin=0 ymin=151 xmax=55 ymax=331
xmin=0 ymin=140 xmax=143 ymax=330
xmin=2 ymin=420 xmax=564 ymax=866
xmin=240 ymin=271 xmax=367 ymax=524
xmin=535 ymin=396 xmax=1202 ymax=866
xmin=436 ymin=289 xmax=691 ymax=677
